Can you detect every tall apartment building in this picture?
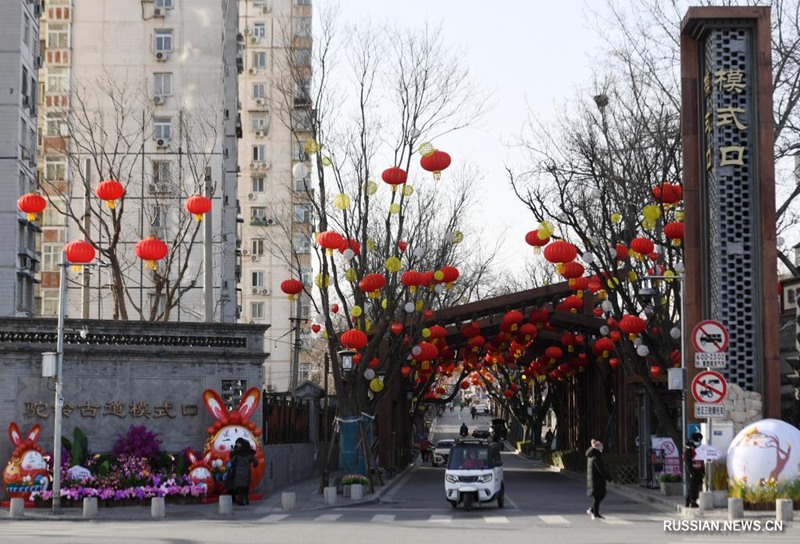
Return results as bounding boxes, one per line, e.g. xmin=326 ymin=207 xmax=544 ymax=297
xmin=36 ymin=0 xmax=239 ymax=323
xmin=238 ymin=0 xmax=314 ymax=393
xmin=0 ymin=0 xmax=41 ymax=317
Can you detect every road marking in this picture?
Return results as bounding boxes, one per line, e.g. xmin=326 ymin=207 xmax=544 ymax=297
xmin=371 ymin=514 xmax=396 ymax=523
xmin=261 ymin=514 xmax=289 ymax=522
xmin=428 ymin=515 xmax=452 ymax=523
xmin=484 ymin=515 xmax=510 ymax=524
xmin=538 ymin=515 xmax=570 ymax=526
xmin=600 ymin=516 xmax=632 ymax=525
xmin=314 ymin=514 xmax=342 ymax=522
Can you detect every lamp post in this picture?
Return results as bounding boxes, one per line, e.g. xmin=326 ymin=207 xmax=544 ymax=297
xmin=51 ymin=250 xmax=68 ymax=513
xmin=645 ymin=273 xmax=688 ymax=501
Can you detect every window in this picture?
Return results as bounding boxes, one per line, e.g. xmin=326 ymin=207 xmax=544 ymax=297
xmin=251 ymin=51 xmax=267 ymax=70
xmin=294 ymin=234 xmax=311 ymax=254
xmin=251 ymin=271 xmax=264 ymax=288
xmin=44 ymin=158 xmax=67 ymax=181
xmin=155 ymin=0 xmax=174 ymax=8
xmin=295 ymin=79 xmax=311 ymax=105
xmin=251 ymin=113 xmax=270 ymax=132
xmin=250 ymin=302 xmax=265 ymax=320
xmin=300 ymin=266 xmax=313 ymax=286
xmin=295 ymin=175 xmax=311 ymax=192
xmin=154 ymin=117 xmax=171 ymax=141
xmin=47 ymin=23 xmax=69 ymax=49
xmin=251 ymin=176 xmax=265 ymax=193
xmin=293 ymin=109 xmax=312 ymax=131
xmin=154 ymin=73 xmax=173 ymax=96
xmin=294 ymin=204 xmax=312 ymax=224
xmin=296 ymin=0 xmax=312 ymax=5
xmin=154 ymin=29 xmax=173 ymax=53
xmin=41 ymin=290 xmax=59 ymax=317
xmin=295 ymin=17 xmax=311 ymax=38
xmin=294 ymin=48 xmax=311 ymax=67
xmin=299 ymin=362 xmax=312 ymax=380
xmin=251 ymin=239 xmax=265 ymax=256
xmin=150 ymin=205 xmax=168 ymax=238
xmin=23 ymin=15 xmax=31 ymax=49
xmin=43 ymin=205 xmax=66 ymax=226
xmin=252 ymin=23 xmax=266 ymax=38
xmin=252 ymin=83 xmax=266 ymax=98
xmin=46 ymin=68 xmax=69 ymax=93
xmin=152 ymin=160 xmax=172 ymax=186
xmin=295 ymin=141 xmax=309 ymax=161
xmin=45 ymin=112 xmax=67 ymax=137
xmin=251 ymin=145 xmax=266 ymax=162
xmin=250 ymin=206 xmax=267 ymax=221
xmin=42 ymin=244 xmax=59 ymax=272
xmin=300 ymin=301 xmax=311 ymax=319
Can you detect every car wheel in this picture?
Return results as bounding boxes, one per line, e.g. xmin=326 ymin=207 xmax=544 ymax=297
xmin=497 ymin=484 xmax=505 ymax=508
xmin=448 ymin=500 xmax=457 ymax=509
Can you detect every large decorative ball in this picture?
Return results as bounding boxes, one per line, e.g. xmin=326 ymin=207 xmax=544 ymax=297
xmin=727 ymin=419 xmax=800 ymax=483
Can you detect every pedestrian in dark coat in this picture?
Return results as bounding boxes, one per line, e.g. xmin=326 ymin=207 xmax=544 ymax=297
xmin=228 ymin=438 xmax=258 ymax=505
xmin=586 ymin=439 xmax=611 ymax=519
xmin=684 ymin=432 xmax=705 ymax=508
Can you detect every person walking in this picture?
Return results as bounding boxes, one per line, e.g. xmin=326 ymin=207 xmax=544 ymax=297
xmin=586 ymin=439 xmax=611 ymax=520
xmin=420 ymin=438 xmax=431 ymax=462
xmin=228 ymin=438 xmax=258 ymax=505
xmin=684 ymin=432 xmax=705 ymax=508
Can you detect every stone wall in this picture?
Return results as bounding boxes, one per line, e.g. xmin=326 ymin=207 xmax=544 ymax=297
xmin=723 ymin=382 xmax=763 ymax=433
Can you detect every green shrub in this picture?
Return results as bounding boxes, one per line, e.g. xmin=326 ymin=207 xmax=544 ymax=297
xmin=658 ymin=473 xmax=682 ymax=483
xmin=712 ymin=462 xmax=728 ymax=491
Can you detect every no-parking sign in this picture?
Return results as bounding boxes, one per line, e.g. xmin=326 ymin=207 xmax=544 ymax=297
xmin=691 ymin=370 xmax=727 ymax=404
xmin=692 ymin=320 xmax=729 ymax=353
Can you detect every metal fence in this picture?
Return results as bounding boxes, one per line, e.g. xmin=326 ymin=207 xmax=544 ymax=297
xmin=261 ymin=394 xmax=335 ymax=445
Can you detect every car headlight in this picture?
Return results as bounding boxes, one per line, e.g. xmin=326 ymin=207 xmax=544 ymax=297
xmin=478 ymin=474 xmax=493 ymax=483
xmin=445 ymin=474 xmax=458 ymax=483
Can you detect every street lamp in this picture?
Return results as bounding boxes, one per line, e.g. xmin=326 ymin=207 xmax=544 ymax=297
xmin=645 ymin=273 xmax=688 ymax=501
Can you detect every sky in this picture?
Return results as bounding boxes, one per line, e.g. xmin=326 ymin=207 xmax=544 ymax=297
xmin=329 ymin=0 xmax=606 ymax=274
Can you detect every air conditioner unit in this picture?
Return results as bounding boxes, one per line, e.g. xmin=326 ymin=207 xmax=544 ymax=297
xmin=153 ymin=7 xmax=165 ymax=18
xmin=261 ymin=162 xmax=269 ymax=169
xmin=156 ymin=138 xmax=170 ymax=147
xmin=153 ymin=95 xmax=165 ymax=105
xmin=251 ymin=288 xmax=259 ymax=294
xmin=250 ymin=255 xmax=258 ymax=262
xmin=155 ymin=51 xmax=169 ymax=62
xmin=250 ymin=36 xmax=259 ymax=44
xmin=266 ymin=384 xmax=275 ymax=392
xmin=255 ymin=98 xmax=264 ymax=105
xmin=247 ymin=193 xmax=255 ymax=200
xmin=255 ymin=130 xmax=264 ymax=137
xmin=262 ymin=6 xmax=271 ymax=14
xmin=261 ymin=288 xmax=271 ymax=295
xmin=241 ymin=249 xmax=249 ymax=255
xmin=249 ymin=162 xmax=257 ymax=169
xmin=248 ymin=68 xmax=257 ymax=74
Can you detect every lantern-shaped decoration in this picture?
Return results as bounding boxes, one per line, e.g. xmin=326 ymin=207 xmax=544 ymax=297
xmin=340 ymin=329 xmax=368 ymax=350
xmin=317 ymin=230 xmax=344 ymax=256
xmin=17 ymin=193 xmax=47 ymax=222
xmin=559 ymin=261 xmax=585 ymax=286
xmin=184 ymin=195 xmax=212 ymax=221
xmin=609 ymin=357 xmax=620 ymax=369
xmin=629 ymin=237 xmax=654 ymax=260
xmin=502 ymin=310 xmax=524 ymax=331
xmin=401 ymin=270 xmax=422 ymax=293
xmin=339 ymin=238 xmax=361 ymax=257
xmin=439 ymin=265 xmax=459 ymax=289
xmin=64 ymin=240 xmax=96 ymax=271
xmin=524 ymin=229 xmax=549 ymax=253
xmin=545 ymin=346 xmax=563 ymax=364
xmin=280 ymin=279 xmax=303 ymax=300
xmin=95 ymin=179 xmax=125 ymax=209
xmin=518 ymin=323 xmax=538 ymax=343
xmin=650 ymin=364 xmax=662 ymax=378
xmin=663 ymin=221 xmax=685 ymax=246
xmin=594 ymin=337 xmax=614 ymax=358
xmin=390 ymin=323 xmax=403 ymax=335
xmin=619 ymin=314 xmax=647 ymax=340
xmin=543 ymin=240 xmax=578 ymax=273
xmin=381 ymin=167 xmax=408 ymax=191
xmin=419 ymin=149 xmax=451 ymax=181
xmin=562 ymin=295 xmax=583 ymax=313
xmin=411 ymin=342 xmax=439 ymax=362
xmin=134 ymin=236 xmax=168 ymax=270
xmin=358 ymin=273 xmax=386 ymax=299
xmin=615 ymin=244 xmax=630 ymax=261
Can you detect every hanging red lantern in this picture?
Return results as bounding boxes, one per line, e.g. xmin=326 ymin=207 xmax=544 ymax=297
xmin=397 ymin=240 xmax=408 ymax=252
xmin=419 ymin=271 xmax=434 ymax=289
xmin=524 ymin=229 xmax=550 ymax=253
xmin=571 ymin=276 xmax=590 ymax=292
xmin=619 ymin=314 xmax=647 ymax=339
xmin=460 ymin=380 xmax=470 ymax=390
xmin=184 ymin=195 xmax=212 ymax=221
xmin=419 ymin=149 xmax=451 ymax=181
xmin=400 ymin=270 xmax=422 ymax=293
xmin=650 ymin=364 xmax=662 ymax=378
xmin=411 ymin=342 xmax=438 ymax=362
xmin=331 ymin=303 xmax=339 ymax=314
xmin=358 ymin=273 xmax=385 ymax=298
xmin=545 ymin=346 xmax=563 ymax=363
xmin=615 ymin=244 xmax=630 ymax=261
xmin=64 ymin=240 xmax=96 ymax=269
xmin=381 ymin=167 xmax=408 ymax=191
xmin=341 ymin=329 xmax=368 ymax=350
xmin=317 ymin=230 xmax=344 ymax=255
xmin=594 ymin=337 xmax=614 ymax=358
xmin=422 ymin=309 xmax=434 ymax=320
xmin=518 ymin=323 xmax=538 ymax=342
xmin=339 ymin=238 xmax=361 ymax=256
xmin=502 ymin=310 xmax=524 ymax=331
xmin=311 ymin=323 xmax=321 ymax=333
xmin=663 ymin=221 xmax=685 ymax=246
xmin=543 ymin=240 xmax=578 ymax=266
xmin=608 ymin=358 xmax=620 ymax=369
xmin=17 ymin=193 xmax=47 ymax=221
xmin=439 ymin=265 xmax=459 ymax=288
xmin=652 ymin=182 xmax=683 ymax=205
xmin=400 ymin=366 xmax=412 ymax=377
xmin=562 ymin=295 xmax=583 ymax=313
xmin=427 ymin=325 xmax=447 ymax=341
xmin=390 ymin=323 xmax=403 ymax=335
xmin=560 ymin=261 xmax=585 ymax=286
xmin=503 ymin=389 xmax=514 ymax=398
xmin=95 ymin=179 xmax=125 ymax=209
xmin=134 ymin=236 xmax=168 ymax=270
xmin=280 ymin=279 xmax=304 ymax=300
xmin=630 ymin=237 xmax=654 ymax=257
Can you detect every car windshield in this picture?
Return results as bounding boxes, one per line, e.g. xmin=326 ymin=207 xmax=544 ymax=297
xmin=436 ymin=440 xmax=454 ymax=449
xmin=447 ymin=446 xmax=489 ymax=470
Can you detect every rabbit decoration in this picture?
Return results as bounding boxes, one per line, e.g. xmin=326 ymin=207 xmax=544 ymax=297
xmin=3 ymin=423 xmax=51 ymax=499
xmin=202 ymin=388 xmax=265 ymax=494
xmin=185 ymin=449 xmax=215 ymax=494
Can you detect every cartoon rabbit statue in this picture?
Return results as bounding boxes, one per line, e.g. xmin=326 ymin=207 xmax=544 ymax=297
xmin=202 ymin=388 xmax=265 ymax=495
xmin=3 ymin=423 xmax=51 ymax=500
xmin=186 ymin=449 xmax=215 ymax=495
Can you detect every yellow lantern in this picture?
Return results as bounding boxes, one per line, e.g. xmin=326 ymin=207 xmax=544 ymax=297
xmin=381 ymin=298 xmax=387 ymax=309
xmin=664 ymin=269 xmax=676 ymax=278
xmin=385 ymin=256 xmax=401 ymax=273
xmin=344 ymin=268 xmax=357 ymax=282
xmin=366 ymin=239 xmax=375 ymax=252
xmin=351 ymin=305 xmax=362 ymax=317
xmin=333 ymin=194 xmax=350 ymax=210
xmin=315 ymin=273 xmax=330 ymax=288
xmin=628 ymin=271 xmax=638 ymax=282
xmin=321 ymin=155 xmax=332 ymax=166
xmin=364 ymin=180 xmax=378 ymax=196
xmin=402 ymin=185 xmax=414 ymax=196
xmin=415 ymin=300 xmax=424 ymax=311
xmin=370 ymin=378 xmax=384 ymax=393
xmin=321 ymin=330 xmax=329 ymax=339
xmin=433 ymin=270 xmax=444 ymax=282
xmin=452 ymin=231 xmax=464 ymax=244
xmin=418 ymin=142 xmax=434 ymax=156
xmin=422 ymin=328 xmax=431 ymax=338
xmin=610 ymin=213 xmax=622 ymax=224
xmin=675 ymin=209 xmax=685 ymax=221
xmin=389 ymin=203 xmax=401 ymax=214
xmin=642 ymin=205 xmax=661 ymax=221
xmin=304 ymin=138 xmax=319 ymax=154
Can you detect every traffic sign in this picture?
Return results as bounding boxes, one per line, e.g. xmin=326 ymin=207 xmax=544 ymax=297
xmin=691 ymin=370 xmax=727 ymax=404
xmin=694 ymin=352 xmax=727 ymax=369
xmin=694 ymin=404 xmax=726 ymax=418
xmin=692 ymin=320 xmax=729 ymax=353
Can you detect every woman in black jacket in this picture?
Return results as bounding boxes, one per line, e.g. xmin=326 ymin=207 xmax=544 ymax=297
xmin=586 ymin=439 xmax=611 ymax=519
xmin=228 ymin=438 xmax=258 ymax=505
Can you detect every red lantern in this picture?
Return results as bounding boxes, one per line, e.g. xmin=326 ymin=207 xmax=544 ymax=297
xmin=331 ymin=303 xmax=339 ymax=314
xmin=17 ymin=193 xmax=47 ymax=221
xmin=280 ymin=279 xmax=304 ymax=300
xmin=358 ymin=273 xmax=385 ymax=298
xmin=560 ymin=261 xmax=585 ymax=286
xmin=630 ymin=237 xmax=654 ymax=257
xmin=397 ymin=240 xmax=408 ymax=252
xmin=184 ymin=195 xmax=212 ymax=221
xmin=422 ymin=309 xmax=434 ymax=320
xmin=95 ymin=179 xmax=125 ymax=209
xmin=317 ymin=231 xmax=344 ymax=255
xmin=543 ymin=240 xmax=578 ymax=266
xmin=412 ymin=342 xmax=438 ymax=362
xmin=615 ymin=244 xmax=630 ymax=261
xmin=652 ymin=182 xmax=682 ymax=205
xmin=619 ymin=314 xmax=647 ymax=339
xmin=562 ymin=295 xmax=583 ymax=313
xmin=650 ymin=364 xmax=661 ymax=378
xmin=400 ymin=270 xmax=422 ymax=293
xmin=419 ymin=150 xmax=451 ymax=181
xmin=571 ymin=276 xmax=590 ymax=292
xmin=594 ymin=337 xmax=614 ymax=357
xmin=525 ymin=229 xmax=550 ymax=253
xmin=381 ymin=167 xmax=408 ymax=191
xmin=311 ymin=323 xmax=321 ymax=333
xmin=460 ymin=380 xmax=470 ymax=390
xmin=663 ymin=221 xmax=685 ymax=246
xmin=439 ymin=265 xmax=459 ymax=288
xmin=341 ymin=329 xmax=368 ymax=350
xmin=64 ymin=240 xmax=96 ymax=267
xmin=390 ymin=323 xmax=403 ymax=335
xmin=502 ymin=310 xmax=524 ymax=331
xmin=134 ymin=236 xmax=168 ymax=270
xmin=545 ymin=346 xmax=563 ymax=362
xmin=427 ymin=325 xmax=447 ymax=340
xmin=608 ymin=358 xmax=620 ymax=369
xmin=339 ymin=238 xmax=361 ymax=256
xmin=503 ymin=389 xmax=514 ymax=398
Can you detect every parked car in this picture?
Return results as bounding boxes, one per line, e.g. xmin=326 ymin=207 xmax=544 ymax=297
xmin=473 ymin=404 xmax=490 ymax=415
xmin=432 ymin=439 xmax=455 ymax=467
xmin=472 ymin=428 xmax=490 ymax=439
xmin=444 ymin=439 xmax=504 ymax=510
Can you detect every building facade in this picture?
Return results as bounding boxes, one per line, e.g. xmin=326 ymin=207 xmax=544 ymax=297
xmin=0 ymin=0 xmax=42 ymax=317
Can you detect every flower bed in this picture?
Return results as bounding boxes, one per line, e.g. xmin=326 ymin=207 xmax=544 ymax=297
xmin=729 ymin=477 xmax=800 ymax=510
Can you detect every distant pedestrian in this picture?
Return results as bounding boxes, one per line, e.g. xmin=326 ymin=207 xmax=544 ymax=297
xmin=470 ymin=407 xmax=476 ymax=420
xmin=420 ymin=438 xmax=431 ymax=462
xmin=544 ymin=429 xmax=554 ymax=448
xmin=586 ymin=439 xmax=611 ymax=520
xmin=228 ymin=438 xmax=258 ymax=505
xmin=684 ymin=432 xmax=704 ymax=508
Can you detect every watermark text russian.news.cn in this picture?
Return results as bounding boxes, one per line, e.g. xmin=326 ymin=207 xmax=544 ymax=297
xmin=664 ymin=519 xmax=784 ymax=533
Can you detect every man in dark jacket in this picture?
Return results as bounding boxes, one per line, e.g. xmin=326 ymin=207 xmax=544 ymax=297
xmin=586 ymin=439 xmax=611 ymax=520
xmin=228 ymin=438 xmax=258 ymax=505
xmin=684 ymin=432 xmax=705 ymax=508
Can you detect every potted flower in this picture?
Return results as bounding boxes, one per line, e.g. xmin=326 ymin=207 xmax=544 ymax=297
xmin=711 ymin=461 xmax=729 ymax=507
xmin=340 ymin=474 xmax=369 ymax=497
xmin=658 ymin=473 xmax=683 ymax=496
